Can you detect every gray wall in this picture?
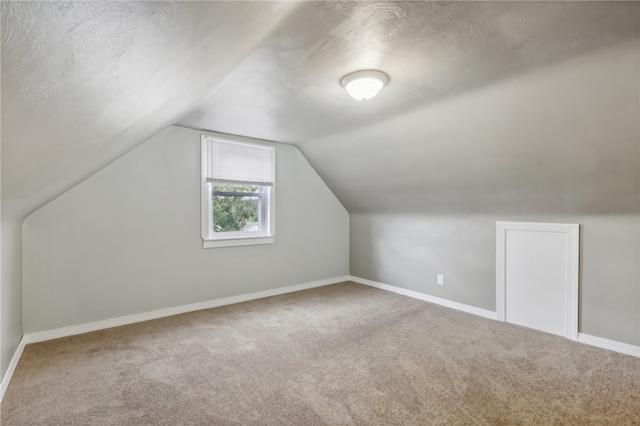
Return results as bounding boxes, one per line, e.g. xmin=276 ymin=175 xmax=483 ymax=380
xmin=351 ymin=214 xmax=639 ymax=345
xmin=302 ymin=39 xmax=640 ymax=346
xmin=1 ymin=221 xmax=24 ymax=378
xmin=22 ymin=126 xmax=349 ymax=333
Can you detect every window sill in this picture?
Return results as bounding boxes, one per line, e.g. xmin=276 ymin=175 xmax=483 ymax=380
xmin=202 ymin=236 xmax=274 ymax=249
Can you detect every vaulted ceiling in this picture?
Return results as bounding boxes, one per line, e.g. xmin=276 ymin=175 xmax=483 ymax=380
xmin=2 ymin=1 xmax=639 ymax=221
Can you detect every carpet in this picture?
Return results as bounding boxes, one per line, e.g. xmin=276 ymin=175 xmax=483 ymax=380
xmin=2 ymin=282 xmax=639 ymax=425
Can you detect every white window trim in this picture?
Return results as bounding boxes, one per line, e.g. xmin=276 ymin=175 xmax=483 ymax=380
xmin=201 ymin=135 xmax=276 ymax=249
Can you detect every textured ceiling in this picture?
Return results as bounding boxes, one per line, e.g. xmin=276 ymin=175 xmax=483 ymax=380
xmin=1 ymin=1 xmax=298 ymax=219
xmin=180 ymin=1 xmax=640 ymax=143
xmin=2 ymin=1 xmax=639 ymax=221
xmin=301 ymin=37 xmax=640 ymax=215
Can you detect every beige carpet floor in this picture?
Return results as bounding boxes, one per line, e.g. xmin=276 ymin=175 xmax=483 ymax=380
xmin=2 ymin=282 xmax=639 ymax=425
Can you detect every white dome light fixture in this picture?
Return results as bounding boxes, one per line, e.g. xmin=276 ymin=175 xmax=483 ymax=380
xmin=341 ymin=70 xmax=389 ymax=101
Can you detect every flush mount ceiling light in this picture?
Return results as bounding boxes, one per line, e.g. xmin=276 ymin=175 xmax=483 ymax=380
xmin=341 ymin=70 xmax=389 ymax=101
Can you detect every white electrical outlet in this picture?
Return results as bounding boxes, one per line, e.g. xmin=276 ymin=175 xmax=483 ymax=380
xmin=437 ymin=274 xmax=444 ymax=285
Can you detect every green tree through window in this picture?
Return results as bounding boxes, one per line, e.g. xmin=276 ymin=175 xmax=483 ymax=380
xmin=212 ymin=184 xmax=260 ymax=232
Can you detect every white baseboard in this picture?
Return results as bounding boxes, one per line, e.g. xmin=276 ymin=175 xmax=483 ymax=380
xmin=577 ymin=333 xmax=640 ymax=358
xmin=0 ymin=275 xmax=349 ymax=403
xmin=349 ymin=275 xmax=498 ymax=320
xmin=4 ymin=275 xmax=637 ymax=403
xmin=23 ymin=275 xmax=351 ymax=345
xmin=0 ymin=275 xmax=351 ymax=402
xmin=0 ymin=337 xmax=26 ymax=402
xmin=350 ymin=275 xmax=640 ymax=358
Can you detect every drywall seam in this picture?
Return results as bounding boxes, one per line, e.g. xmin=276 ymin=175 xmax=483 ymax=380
xmin=0 ymin=336 xmax=25 ymax=403
xmin=349 ymin=275 xmax=497 ymax=319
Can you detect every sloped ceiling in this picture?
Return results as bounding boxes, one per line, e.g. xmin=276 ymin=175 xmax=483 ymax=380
xmin=1 ymin=1 xmax=299 ymax=220
xmin=180 ymin=1 xmax=639 ymax=143
xmin=2 ymin=1 xmax=639 ymax=221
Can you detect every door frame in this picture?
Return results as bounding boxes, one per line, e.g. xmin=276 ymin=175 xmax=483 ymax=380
xmin=496 ymin=221 xmax=580 ymax=340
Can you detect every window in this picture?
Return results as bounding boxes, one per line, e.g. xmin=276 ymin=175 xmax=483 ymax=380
xmin=201 ymin=136 xmax=275 ymax=248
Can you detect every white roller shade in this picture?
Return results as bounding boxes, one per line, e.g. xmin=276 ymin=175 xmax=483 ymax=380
xmin=204 ymin=137 xmax=275 ymax=186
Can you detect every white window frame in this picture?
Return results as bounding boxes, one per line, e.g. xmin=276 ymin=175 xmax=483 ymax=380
xmin=201 ymin=136 xmax=276 ymax=249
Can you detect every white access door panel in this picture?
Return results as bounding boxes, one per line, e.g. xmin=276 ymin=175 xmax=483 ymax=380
xmin=505 ymin=230 xmax=568 ymax=336
xmin=496 ymin=222 xmax=579 ymax=340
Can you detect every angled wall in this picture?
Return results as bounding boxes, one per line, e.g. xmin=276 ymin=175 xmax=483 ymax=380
xmin=22 ymin=126 xmax=348 ymax=333
xmin=0 ymin=220 xmax=22 ymax=378
xmin=302 ymin=39 xmax=640 ymax=346
xmin=2 ymin=0 xmax=302 ymax=380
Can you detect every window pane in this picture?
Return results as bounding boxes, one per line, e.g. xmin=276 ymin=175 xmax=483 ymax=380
xmin=212 ymin=184 xmax=262 ymax=233
xmin=213 ymin=184 xmax=259 ymax=193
